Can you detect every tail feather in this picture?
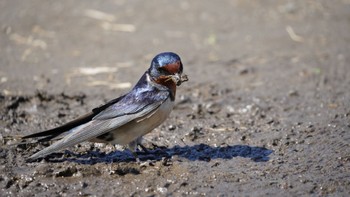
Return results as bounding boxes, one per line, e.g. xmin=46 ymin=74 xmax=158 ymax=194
xmin=22 ymin=112 xmax=95 ymax=140
xmin=23 ymin=95 xmax=126 ymax=140
xmin=23 ymin=94 xmax=127 ymax=162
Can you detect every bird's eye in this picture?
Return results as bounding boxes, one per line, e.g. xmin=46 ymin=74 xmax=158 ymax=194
xmin=157 ymin=67 xmax=166 ymax=74
xmin=158 ymin=66 xmax=168 ymax=73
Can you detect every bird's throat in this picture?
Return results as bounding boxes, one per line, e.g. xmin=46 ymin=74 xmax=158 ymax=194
xmin=154 ymin=76 xmax=176 ymax=100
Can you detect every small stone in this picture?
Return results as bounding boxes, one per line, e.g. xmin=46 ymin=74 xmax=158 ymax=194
xmin=178 ymin=95 xmax=191 ymax=104
xmin=288 ymin=90 xmax=299 ymax=97
xmin=54 ymin=166 xmax=78 ymax=177
xmin=238 ymin=67 xmax=249 ymax=75
xmin=157 ymin=186 xmax=167 ymax=194
xmin=80 ymin=181 xmax=88 ymax=188
xmin=162 ymin=157 xmax=173 ymax=166
xmin=168 ymin=125 xmax=176 ymax=131
xmin=192 ymin=103 xmax=202 ymax=114
xmin=205 ymin=102 xmax=222 ymax=114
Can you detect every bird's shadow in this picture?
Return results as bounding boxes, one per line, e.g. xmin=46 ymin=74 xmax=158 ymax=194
xmin=47 ymin=143 xmax=273 ymax=164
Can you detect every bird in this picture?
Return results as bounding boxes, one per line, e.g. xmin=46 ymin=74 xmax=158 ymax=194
xmin=23 ymin=52 xmax=188 ymax=161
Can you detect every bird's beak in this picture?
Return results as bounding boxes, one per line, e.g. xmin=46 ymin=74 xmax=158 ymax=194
xmin=172 ymin=73 xmax=189 ymax=86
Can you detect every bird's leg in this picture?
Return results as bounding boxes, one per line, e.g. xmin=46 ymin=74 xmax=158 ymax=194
xmin=135 ymin=136 xmax=151 ymax=153
xmin=127 ymin=136 xmax=158 ymax=162
xmin=137 ymin=143 xmax=150 ymax=153
xmin=127 ymin=140 xmax=140 ymax=162
xmin=108 ymin=144 xmax=117 ymax=164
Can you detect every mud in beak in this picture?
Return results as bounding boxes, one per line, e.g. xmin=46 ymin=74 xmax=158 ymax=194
xmin=172 ymin=73 xmax=189 ymax=86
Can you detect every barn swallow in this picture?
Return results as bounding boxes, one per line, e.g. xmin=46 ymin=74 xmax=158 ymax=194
xmin=23 ymin=52 xmax=188 ymax=161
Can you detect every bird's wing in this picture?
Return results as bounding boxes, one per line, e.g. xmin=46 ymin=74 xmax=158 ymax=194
xmin=92 ymin=87 xmax=169 ymax=120
xmin=28 ymin=90 xmax=170 ymax=161
xmin=21 ymin=95 xmax=127 ymax=141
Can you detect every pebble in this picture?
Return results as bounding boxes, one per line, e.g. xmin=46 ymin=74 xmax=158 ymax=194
xmin=205 ymin=102 xmax=222 ymax=114
xmin=168 ymin=125 xmax=176 ymax=131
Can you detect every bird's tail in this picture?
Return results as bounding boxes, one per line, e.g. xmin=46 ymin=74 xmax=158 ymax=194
xmin=22 ymin=112 xmax=95 ymax=142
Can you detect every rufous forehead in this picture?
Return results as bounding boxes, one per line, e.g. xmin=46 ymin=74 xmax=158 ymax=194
xmin=162 ymin=61 xmax=181 ymax=74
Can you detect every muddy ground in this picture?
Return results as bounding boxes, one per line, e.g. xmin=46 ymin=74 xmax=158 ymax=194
xmin=1 ymin=0 xmax=350 ymax=196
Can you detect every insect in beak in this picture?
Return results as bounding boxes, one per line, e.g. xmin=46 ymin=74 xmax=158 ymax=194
xmin=168 ymin=73 xmax=188 ymax=86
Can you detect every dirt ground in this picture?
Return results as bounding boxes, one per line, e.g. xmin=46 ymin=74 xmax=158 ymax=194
xmin=1 ymin=0 xmax=350 ymax=196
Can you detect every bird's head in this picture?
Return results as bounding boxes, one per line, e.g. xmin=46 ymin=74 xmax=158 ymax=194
xmin=148 ymin=52 xmax=188 ymax=87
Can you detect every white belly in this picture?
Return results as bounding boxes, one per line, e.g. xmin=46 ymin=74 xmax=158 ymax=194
xmin=106 ymin=98 xmax=174 ymax=145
